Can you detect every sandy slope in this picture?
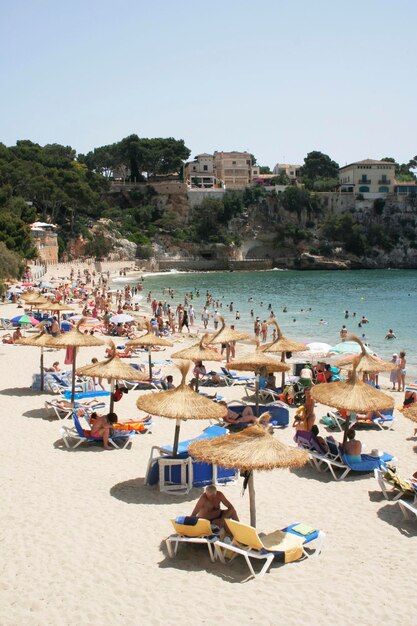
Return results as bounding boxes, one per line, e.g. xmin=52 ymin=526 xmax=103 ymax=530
xmin=0 ymin=291 xmax=416 ymax=626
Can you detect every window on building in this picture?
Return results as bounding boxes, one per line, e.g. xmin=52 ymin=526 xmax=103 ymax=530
xmin=203 ymin=165 xmax=208 ymax=171
xmin=232 ymin=161 xmax=236 ymax=165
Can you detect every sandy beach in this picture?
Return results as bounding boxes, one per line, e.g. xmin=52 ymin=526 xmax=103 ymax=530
xmin=0 ymin=266 xmax=416 ymax=626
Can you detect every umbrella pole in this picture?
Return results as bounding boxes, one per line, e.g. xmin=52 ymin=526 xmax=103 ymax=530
xmin=342 ymin=413 xmax=351 ymax=446
xmin=110 ymin=379 xmax=115 ymax=413
xmin=173 ymin=418 xmax=181 ymax=458
xmin=255 ymin=373 xmax=259 ymax=417
xmin=40 ymin=347 xmax=44 ymax=392
xmin=248 ymin=472 xmax=256 ymax=527
xmin=226 ymin=343 xmax=230 ymax=363
xmin=71 ymin=347 xmax=77 ymax=406
xmin=148 ymin=347 xmax=152 ymax=380
xmin=281 ymin=352 xmax=286 ymax=390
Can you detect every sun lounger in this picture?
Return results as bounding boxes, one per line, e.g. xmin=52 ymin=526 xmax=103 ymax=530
xmin=374 ymin=468 xmax=417 ymax=501
xmin=60 ymin=412 xmax=135 ymax=449
xmin=295 ymin=434 xmax=394 ymax=481
xmin=397 ymin=500 xmax=417 ymax=521
xmin=324 ymin=409 xmax=395 ymax=432
xmin=166 ymin=517 xmax=221 ymax=562
xmin=220 ymin=367 xmax=256 ymax=386
xmin=45 ymin=399 xmax=107 ymax=421
xmin=214 ymin=519 xmax=325 ymax=579
xmin=223 ymin=403 xmax=289 ymax=429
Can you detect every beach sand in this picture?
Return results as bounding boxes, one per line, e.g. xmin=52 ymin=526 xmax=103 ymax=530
xmin=0 ymin=274 xmax=416 ymax=626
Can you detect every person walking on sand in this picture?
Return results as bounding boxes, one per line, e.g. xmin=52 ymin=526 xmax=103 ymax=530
xmin=389 ymin=353 xmax=399 ymax=390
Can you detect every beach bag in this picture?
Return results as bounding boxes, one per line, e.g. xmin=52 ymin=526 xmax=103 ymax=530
xmin=113 ymin=387 xmax=123 ymax=402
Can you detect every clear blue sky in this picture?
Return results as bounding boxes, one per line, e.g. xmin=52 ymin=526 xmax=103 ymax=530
xmin=1 ymin=0 xmax=416 ymax=168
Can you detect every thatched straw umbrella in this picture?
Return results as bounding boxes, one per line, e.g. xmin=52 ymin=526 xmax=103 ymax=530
xmin=263 ymin=319 xmax=308 ymax=389
xmin=76 ymin=341 xmax=147 ymax=412
xmin=207 ymin=316 xmax=251 ymax=362
xmin=126 ymin=321 xmax=173 ymax=378
xmin=15 ymin=326 xmax=58 ymax=391
xmin=171 ymin=333 xmax=223 ymax=391
xmin=47 ymin=319 xmax=105 ymax=403
xmin=20 ymin=291 xmax=41 ymax=303
xmin=37 ymin=300 xmax=74 ymax=324
xmin=136 ymin=361 xmax=227 ymax=457
xmin=189 ymin=423 xmax=309 ymax=526
xmin=335 ymin=336 xmax=395 ymax=373
xmin=225 ymin=347 xmax=290 ymax=415
xmin=401 ymin=404 xmax=417 ymax=423
xmin=310 ymin=343 xmax=394 ymax=443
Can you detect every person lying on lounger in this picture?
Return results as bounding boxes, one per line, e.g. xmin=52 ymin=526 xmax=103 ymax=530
xmin=218 ymin=402 xmax=256 ymax=424
xmin=191 ymin=485 xmax=239 ymax=528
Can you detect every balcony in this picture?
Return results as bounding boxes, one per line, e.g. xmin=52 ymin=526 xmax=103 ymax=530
xmin=358 ymin=179 xmax=371 ymax=184
xmin=378 ymin=179 xmax=390 ymax=184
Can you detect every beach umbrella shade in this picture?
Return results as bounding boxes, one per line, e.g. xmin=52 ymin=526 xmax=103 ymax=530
xmin=47 ymin=319 xmax=105 ymax=404
xmin=171 ymin=333 xmax=223 ymax=391
xmin=76 ymin=342 xmax=147 ymax=412
xmin=263 ymin=319 xmax=309 ymax=388
xmin=334 ymin=336 xmax=395 ymax=373
xmin=189 ymin=423 xmax=309 ymax=527
xmin=126 ymin=321 xmax=173 ymax=378
xmin=297 ymin=342 xmax=333 ymax=360
xmin=109 ymin=313 xmax=135 ymax=324
xmin=310 ymin=344 xmax=394 ymax=443
xmin=14 ymin=326 xmax=58 ymax=391
xmin=207 ymin=316 xmax=251 ymax=362
xmin=20 ymin=291 xmax=41 ymax=302
xmin=136 ymin=361 xmax=227 ymax=457
xmin=225 ymin=347 xmax=290 ymax=415
xmin=400 ymin=404 xmax=417 ymax=423
xmin=10 ymin=314 xmax=39 ymax=326
xmin=37 ymin=300 xmax=74 ymax=324
xmin=328 ymin=341 xmax=374 ymax=356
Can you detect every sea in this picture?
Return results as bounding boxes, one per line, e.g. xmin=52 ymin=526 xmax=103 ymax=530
xmin=113 ymin=269 xmax=417 ymax=378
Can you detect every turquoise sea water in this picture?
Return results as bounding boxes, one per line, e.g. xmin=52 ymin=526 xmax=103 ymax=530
xmin=124 ymin=269 xmax=417 ymax=377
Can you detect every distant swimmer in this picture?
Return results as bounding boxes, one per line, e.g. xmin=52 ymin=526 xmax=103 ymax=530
xmin=345 ymin=310 xmax=349 ymax=319
xmin=360 ymin=316 xmax=369 ymax=324
xmin=283 ymin=307 xmax=288 ymax=313
xmin=385 ymin=329 xmax=397 ymax=339
xmin=340 ymin=325 xmax=348 ymax=338
xmin=319 ymin=319 xmax=328 ymax=325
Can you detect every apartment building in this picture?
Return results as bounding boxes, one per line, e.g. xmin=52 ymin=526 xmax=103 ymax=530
xmin=339 ymin=159 xmax=396 ymax=193
xmin=272 ymin=163 xmax=302 ymax=181
xmin=184 ymin=153 xmax=217 ymax=188
xmin=213 ymin=151 xmax=259 ymax=189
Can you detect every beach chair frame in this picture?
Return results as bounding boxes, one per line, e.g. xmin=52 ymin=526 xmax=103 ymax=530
xmin=398 ymin=500 xmax=417 ymax=521
xmin=166 ymin=519 xmax=220 ymax=562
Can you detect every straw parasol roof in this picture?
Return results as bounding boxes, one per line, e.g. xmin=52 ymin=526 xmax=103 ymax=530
xmin=126 ymin=321 xmax=173 ymax=348
xmin=225 ymin=349 xmax=290 ymax=374
xmin=76 ymin=343 xmax=147 ymax=383
xmin=310 ymin=361 xmax=394 ymax=413
xmin=401 ymin=404 xmax=417 ymax=423
xmin=263 ymin=319 xmax=308 ymax=354
xmin=207 ymin=316 xmax=251 ymax=345
xmin=335 ymin=336 xmax=395 ymax=373
xmin=25 ymin=295 xmax=49 ymax=306
xmin=136 ymin=361 xmax=226 ymax=421
xmin=14 ymin=326 xmax=57 ymax=348
xmin=37 ymin=301 xmax=74 ymax=312
xmin=171 ymin=333 xmax=223 ymax=362
xmin=47 ymin=319 xmax=105 ymax=348
xmin=189 ymin=423 xmax=308 ymax=472
xmin=189 ymin=423 xmax=308 ymax=526
xmin=20 ymin=291 xmax=41 ymax=302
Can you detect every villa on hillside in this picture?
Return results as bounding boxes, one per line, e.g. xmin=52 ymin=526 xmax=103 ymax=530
xmin=339 ymin=159 xmax=396 ymax=193
xmin=185 ymin=151 xmax=259 ymax=189
xmin=272 ymin=163 xmax=302 ymax=181
xmin=30 ymin=222 xmax=58 ymax=264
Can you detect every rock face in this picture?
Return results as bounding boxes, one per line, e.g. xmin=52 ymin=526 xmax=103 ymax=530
xmin=297 ymin=252 xmax=350 ymax=270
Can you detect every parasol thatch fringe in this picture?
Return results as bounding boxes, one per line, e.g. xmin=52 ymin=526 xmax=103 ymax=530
xmin=401 ymin=404 xmax=417 ymax=423
xmin=335 ymin=335 xmax=395 ymax=372
xmin=263 ymin=319 xmax=308 ymax=354
xmin=126 ymin=321 xmax=173 ymax=348
xmin=189 ymin=424 xmax=309 ymax=472
xmin=47 ymin=318 xmax=105 ymax=348
xmin=76 ymin=340 xmax=147 ymax=382
xmin=207 ymin=316 xmax=251 ymax=345
xmin=171 ymin=333 xmax=223 ymax=362
xmin=136 ymin=360 xmax=227 ymax=421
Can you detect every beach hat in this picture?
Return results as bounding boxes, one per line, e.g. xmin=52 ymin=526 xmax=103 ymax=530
xmin=392 ymin=353 xmax=398 ymax=358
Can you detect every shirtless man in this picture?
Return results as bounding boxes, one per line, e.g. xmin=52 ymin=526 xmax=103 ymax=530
xmin=90 ymin=411 xmax=118 ymax=449
xmin=191 ymin=485 xmax=239 ymax=528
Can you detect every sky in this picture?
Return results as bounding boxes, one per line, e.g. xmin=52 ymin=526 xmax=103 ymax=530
xmin=1 ymin=0 xmax=416 ymax=168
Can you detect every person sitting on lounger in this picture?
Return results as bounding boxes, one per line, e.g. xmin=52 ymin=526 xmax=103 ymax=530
xmin=342 ymin=428 xmax=362 ymax=463
xmin=218 ymin=401 xmax=256 ymax=424
xmin=311 ymin=425 xmax=328 ymax=451
xmin=90 ymin=411 xmax=118 ymax=449
xmin=191 ymin=485 xmax=239 ymax=528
